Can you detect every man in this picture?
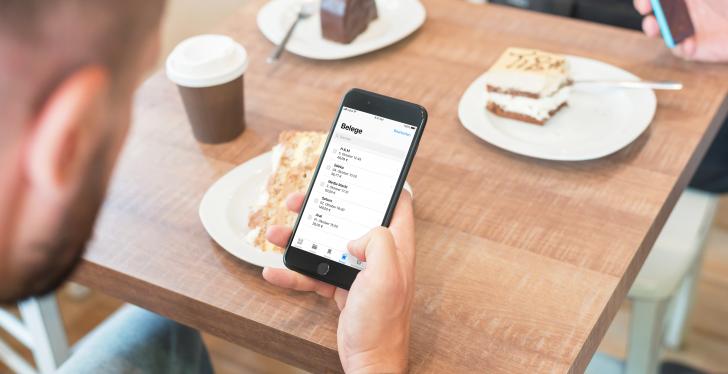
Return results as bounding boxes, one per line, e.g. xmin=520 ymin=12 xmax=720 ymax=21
xmin=632 ymin=2 xmax=727 ymax=372
xmin=0 ymin=0 xmax=163 ymax=304
xmin=264 ymin=191 xmax=416 ymax=373
xmin=0 ymin=0 xmax=416 ymax=372
xmin=634 ymin=0 xmax=728 ymax=192
xmin=634 ymin=0 xmax=728 ymax=62
xmin=0 ymin=1 xmax=214 ymax=372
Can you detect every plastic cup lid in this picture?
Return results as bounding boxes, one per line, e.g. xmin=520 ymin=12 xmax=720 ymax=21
xmin=166 ymin=34 xmax=248 ymax=88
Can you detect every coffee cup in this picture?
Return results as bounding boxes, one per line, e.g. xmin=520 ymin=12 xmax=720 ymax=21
xmin=166 ymin=34 xmax=248 ymax=144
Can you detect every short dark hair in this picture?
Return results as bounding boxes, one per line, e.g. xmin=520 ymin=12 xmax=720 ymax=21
xmin=0 ymin=0 xmax=165 ymax=121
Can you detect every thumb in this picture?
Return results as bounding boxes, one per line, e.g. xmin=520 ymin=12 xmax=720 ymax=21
xmin=347 ymin=227 xmax=398 ymax=267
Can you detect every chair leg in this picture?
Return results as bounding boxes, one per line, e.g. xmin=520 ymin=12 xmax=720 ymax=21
xmin=663 ymin=191 xmax=715 ymax=350
xmin=18 ymin=295 xmax=70 ymax=373
xmin=626 ymin=299 xmax=668 ymax=374
xmin=663 ymin=260 xmax=701 ymax=350
xmin=0 ymin=338 xmax=37 ymax=374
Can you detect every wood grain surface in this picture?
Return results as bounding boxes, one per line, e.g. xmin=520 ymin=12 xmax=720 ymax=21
xmin=72 ymin=0 xmax=728 ymax=372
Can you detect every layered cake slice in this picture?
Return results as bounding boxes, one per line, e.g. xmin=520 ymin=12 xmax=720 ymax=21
xmin=321 ymin=0 xmax=378 ymax=44
xmin=484 ymin=48 xmax=572 ymax=125
xmin=247 ymin=131 xmax=326 ymax=252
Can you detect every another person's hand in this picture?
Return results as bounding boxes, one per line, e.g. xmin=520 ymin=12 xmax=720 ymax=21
xmin=634 ymin=0 xmax=728 ymax=62
xmin=264 ymin=192 xmax=416 ymax=373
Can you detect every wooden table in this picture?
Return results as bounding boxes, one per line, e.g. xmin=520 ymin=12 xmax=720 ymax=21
xmin=73 ymin=0 xmax=728 ymax=372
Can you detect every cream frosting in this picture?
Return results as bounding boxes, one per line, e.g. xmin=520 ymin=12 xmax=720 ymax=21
xmin=246 ymin=144 xmax=284 ymax=246
xmin=488 ymin=86 xmax=570 ymax=121
xmin=244 ymin=227 xmax=260 ymax=246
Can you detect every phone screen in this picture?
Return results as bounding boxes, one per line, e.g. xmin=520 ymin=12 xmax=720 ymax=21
xmin=290 ymin=106 xmax=417 ymax=270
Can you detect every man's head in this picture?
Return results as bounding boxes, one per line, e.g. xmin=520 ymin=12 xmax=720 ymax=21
xmin=0 ymin=0 xmax=165 ymax=303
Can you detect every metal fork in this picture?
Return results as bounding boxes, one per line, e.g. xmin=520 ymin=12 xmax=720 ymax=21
xmin=267 ymin=1 xmax=317 ymax=63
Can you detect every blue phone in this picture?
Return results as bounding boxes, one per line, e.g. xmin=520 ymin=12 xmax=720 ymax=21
xmin=650 ymin=0 xmax=695 ymax=49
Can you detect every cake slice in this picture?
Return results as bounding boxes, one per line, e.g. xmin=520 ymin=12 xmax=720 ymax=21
xmin=484 ymin=47 xmax=572 ymax=125
xmin=320 ymin=0 xmax=378 ymax=44
xmin=246 ymin=131 xmax=326 ymax=252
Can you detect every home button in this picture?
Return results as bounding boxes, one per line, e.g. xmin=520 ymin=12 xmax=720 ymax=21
xmin=316 ymin=262 xmax=330 ymax=275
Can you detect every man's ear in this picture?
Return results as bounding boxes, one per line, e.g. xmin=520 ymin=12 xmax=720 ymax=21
xmin=26 ymin=66 xmax=110 ymax=198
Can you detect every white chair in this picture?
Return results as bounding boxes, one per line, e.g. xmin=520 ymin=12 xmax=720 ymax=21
xmin=0 ymin=294 xmax=70 ymax=374
xmin=587 ymin=188 xmax=718 ymax=374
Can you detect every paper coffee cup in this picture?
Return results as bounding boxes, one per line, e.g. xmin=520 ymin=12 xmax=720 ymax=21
xmin=166 ymin=34 xmax=249 ymax=144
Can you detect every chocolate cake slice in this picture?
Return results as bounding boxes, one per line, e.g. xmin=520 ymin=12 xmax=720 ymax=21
xmin=321 ymin=0 xmax=378 ymax=44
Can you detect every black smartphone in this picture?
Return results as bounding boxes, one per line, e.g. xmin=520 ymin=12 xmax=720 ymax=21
xmin=283 ymin=88 xmax=427 ymax=290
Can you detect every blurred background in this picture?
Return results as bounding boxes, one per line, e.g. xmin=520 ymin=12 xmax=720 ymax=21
xmin=1 ymin=0 xmax=727 ymax=373
xmin=488 ymin=0 xmax=643 ymax=30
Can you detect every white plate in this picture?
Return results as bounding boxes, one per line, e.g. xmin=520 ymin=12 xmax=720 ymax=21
xmin=458 ymin=56 xmax=657 ymax=161
xmin=199 ymin=151 xmax=286 ymax=268
xmin=199 ymin=151 xmax=413 ymax=269
xmin=257 ymin=0 xmax=426 ymax=60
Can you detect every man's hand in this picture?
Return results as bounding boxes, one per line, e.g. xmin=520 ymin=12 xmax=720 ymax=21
xmin=633 ymin=0 xmax=728 ymax=62
xmin=264 ymin=192 xmax=416 ymax=373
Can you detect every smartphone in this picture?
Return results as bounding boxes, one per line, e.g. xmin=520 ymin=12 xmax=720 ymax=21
xmin=283 ymin=88 xmax=427 ymax=290
xmin=650 ymin=0 xmax=695 ymax=49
